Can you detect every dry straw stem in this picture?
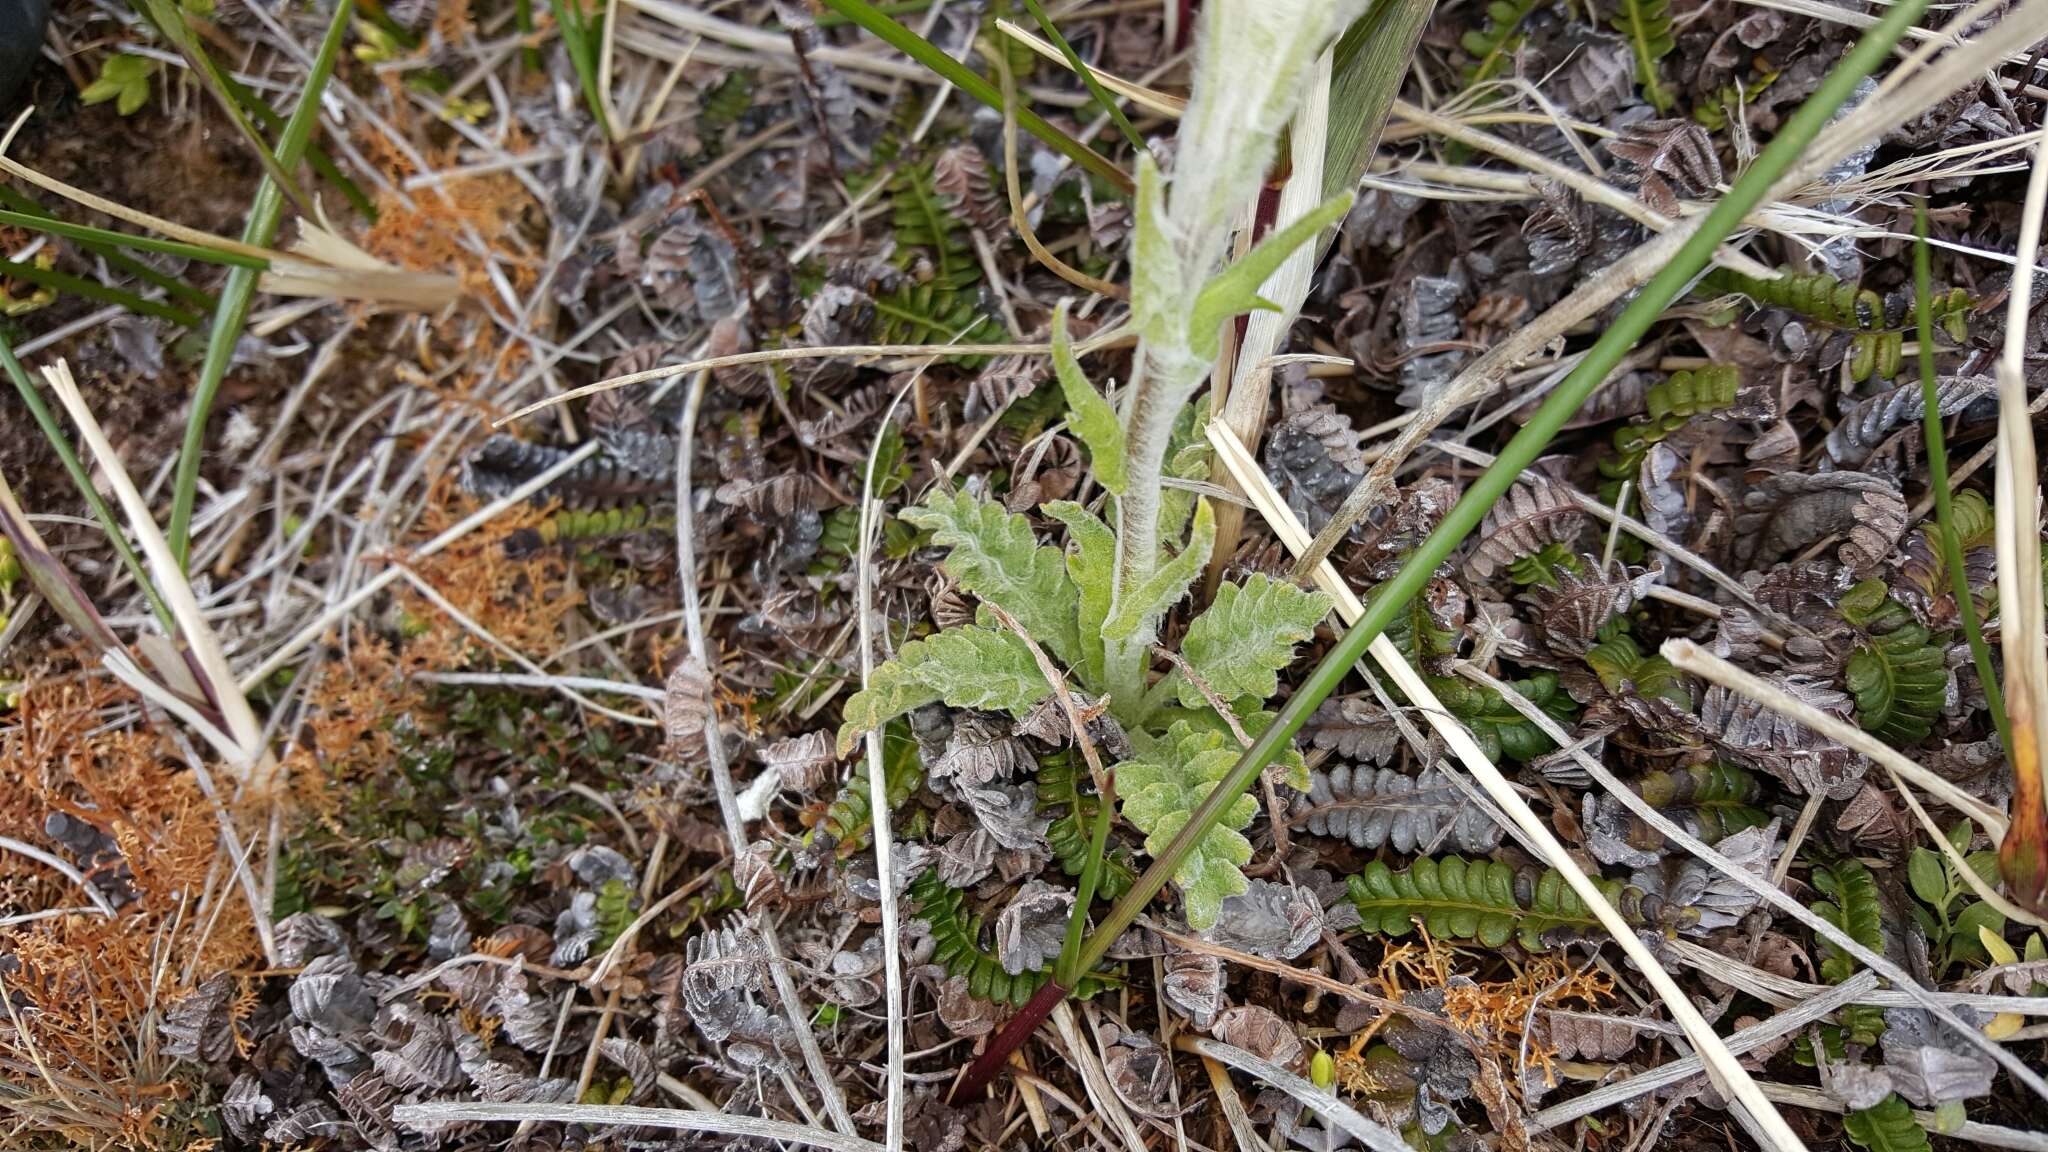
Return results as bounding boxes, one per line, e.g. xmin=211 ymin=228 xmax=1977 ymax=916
xmin=1207 ymin=424 xmax=1810 ymax=1150
xmin=1661 ymin=640 xmax=2007 ymax=836
xmin=392 ymin=1102 xmax=885 ymax=1152
xmin=1051 ymin=1005 xmax=1150 ymax=1152
xmin=497 ymin=331 xmax=1132 ymax=426
xmin=675 ymin=371 xmax=858 ymax=1139
xmin=1994 ymin=80 xmax=2048 ymax=916
xmin=1176 ymin=1035 xmax=1409 ymax=1152
xmin=0 ymin=111 xmax=457 ymax=309
xmin=1459 ymin=653 xmax=2048 ymax=1105
xmin=39 ymin=360 xmax=274 ymax=787
xmin=854 ymin=377 xmax=921 ymax=1152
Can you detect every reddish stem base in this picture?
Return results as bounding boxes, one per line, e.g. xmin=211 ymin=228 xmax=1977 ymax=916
xmin=950 ymin=979 xmax=1069 ymax=1102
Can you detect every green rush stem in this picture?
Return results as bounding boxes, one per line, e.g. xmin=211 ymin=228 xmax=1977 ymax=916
xmin=0 ymin=332 xmax=175 ymax=632
xmin=516 ymin=0 xmax=543 ymax=70
xmin=1916 ymin=198 xmax=2009 ymax=750
xmin=812 ymin=0 xmax=936 ymax=27
xmin=1019 ymin=0 xmax=1144 ymax=153
xmin=1069 ymin=0 xmax=1935 ymax=987
xmin=0 ymin=188 xmax=219 ymax=310
xmin=167 ymin=0 xmax=354 ymax=569
xmin=551 ymin=0 xmax=614 ymax=139
xmin=816 ymin=0 xmax=1134 ymax=195
xmin=0 ymin=260 xmax=204 ymax=328
xmin=1055 ymin=766 xmax=1117 ymax=988
xmin=220 ymin=66 xmax=375 ymax=220
xmin=0 ymin=210 xmax=270 ymax=273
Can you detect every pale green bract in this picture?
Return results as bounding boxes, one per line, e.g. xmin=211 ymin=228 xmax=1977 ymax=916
xmin=1178 ymin=574 xmax=1332 ymax=709
xmin=1051 ymin=302 xmax=1126 ymax=495
xmin=1116 ymin=720 xmax=1260 ymax=929
xmin=900 ymin=491 xmax=1081 ymax=667
xmin=836 ymin=625 xmax=1049 ymax=754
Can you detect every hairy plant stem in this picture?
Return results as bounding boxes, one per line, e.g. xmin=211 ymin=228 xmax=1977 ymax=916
xmin=952 ymin=0 xmax=1932 ymax=1099
xmin=1915 ymin=198 xmax=2008 ymax=750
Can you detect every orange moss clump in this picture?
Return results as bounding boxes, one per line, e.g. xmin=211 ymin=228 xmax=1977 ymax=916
xmin=1 ymin=680 xmax=263 ymax=1148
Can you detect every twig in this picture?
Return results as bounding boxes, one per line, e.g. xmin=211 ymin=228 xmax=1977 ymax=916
xmin=0 ymin=835 xmax=117 ymax=918
xmin=390 ymin=1102 xmax=885 ymax=1151
xmin=676 ymin=370 xmax=857 ymax=1138
xmin=853 ymin=375 xmax=919 ymax=1152
xmin=1662 ymin=640 xmax=2007 ymax=836
xmin=1527 ymin=973 xmax=1881 ymax=1130
xmin=1176 ymin=1036 xmax=1409 ymax=1152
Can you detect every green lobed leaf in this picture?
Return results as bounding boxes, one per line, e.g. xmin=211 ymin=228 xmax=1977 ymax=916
xmin=1186 ymin=193 xmax=1354 ymax=362
xmin=1051 ymin=302 xmax=1126 ymax=495
xmin=1177 ymin=574 xmax=1332 ymax=710
xmin=1105 ymin=498 xmax=1216 ymax=642
xmin=1116 ymin=720 xmax=1261 ymax=929
xmin=1041 ymin=501 xmax=1115 ymax=691
xmin=837 ymin=625 xmax=1050 ymax=753
xmin=902 ymin=491 xmax=1081 ymax=666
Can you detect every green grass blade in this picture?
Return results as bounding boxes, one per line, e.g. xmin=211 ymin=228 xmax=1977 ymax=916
xmin=0 ymin=210 xmax=270 ymax=273
xmin=550 ymin=0 xmax=614 ymax=139
xmin=1074 ymin=0 xmax=1934 ymax=978
xmin=167 ymin=0 xmax=354 ymax=568
xmin=1324 ymin=0 xmax=1437 ymax=207
xmin=1916 ymin=198 xmax=2008 ymax=748
xmin=0 ymin=331 xmax=174 ymax=632
xmin=817 ymin=0 xmax=1133 ymax=194
xmin=1018 ymin=0 xmax=1143 ymax=153
xmin=0 ymin=187 xmax=220 ymax=310
xmin=0 ymin=259 xmax=205 ymax=328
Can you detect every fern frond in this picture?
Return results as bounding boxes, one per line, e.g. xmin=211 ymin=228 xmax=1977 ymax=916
xmin=1433 ymin=672 xmax=1576 ymax=762
xmin=1609 ymin=0 xmax=1676 ymax=110
xmin=1508 ymin=542 xmax=1584 ymax=589
xmin=1036 ymin=748 xmax=1136 ymax=900
xmin=1346 ymin=856 xmax=1688 ymax=950
xmin=818 ymin=722 xmax=925 ymax=854
xmin=1584 ymin=630 xmax=1692 ymax=708
xmin=1812 ymin=857 xmax=1889 ymax=1046
xmin=1459 ymin=0 xmax=1541 ymax=86
xmin=889 ymin=162 xmax=977 ymax=290
xmin=594 ymin=878 xmax=637 ymax=951
xmin=1839 ymin=580 xmax=1948 ymax=745
xmin=911 ymin=870 xmax=1112 ymax=1004
xmin=1844 ymin=1094 xmax=1932 ymax=1152
xmin=1705 ymin=266 xmax=1884 ymax=328
xmin=1600 ymin=364 xmax=1741 ymax=483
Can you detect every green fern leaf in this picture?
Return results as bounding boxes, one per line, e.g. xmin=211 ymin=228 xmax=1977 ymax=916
xmin=902 ymin=492 xmax=1081 ymax=667
xmin=1460 ymin=0 xmax=1541 ymax=85
xmin=836 ymin=625 xmax=1049 ymax=753
xmin=1844 ymin=1094 xmax=1931 ymax=1152
xmin=1345 ymin=857 xmax=1672 ymax=950
xmin=1433 ymin=673 xmax=1576 ymax=762
xmin=819 ymin=722 xmax=925 ymax=853
xmin=593 ymin=878 xmax=637 ymax=951
xmin=911 ymin=869 xmax=1114 ymax=1004
xmin=1585 ymin=631 xmax=1692 ymax=709
xmin=1839 ymin=580 xmax=1948 ymax=745
xmin=1116 ymin=720 xmax=1261 ymax=929
xmin=1036 ymin=748 xmax=1136 ymax=899
xmin=1609 ymin=0 xmax=1676 ymax=111
xmin=1601 ymin=364 xmax=1741 ymax=483
xmin=1177 ymin=574 xmax=1332 ymax=710
xmin=1051 ymin=302 xmax=1126 ymax=495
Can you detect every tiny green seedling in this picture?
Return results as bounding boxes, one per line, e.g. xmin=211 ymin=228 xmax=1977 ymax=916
xmin=80 ymin=54 xmax=157 ymax=117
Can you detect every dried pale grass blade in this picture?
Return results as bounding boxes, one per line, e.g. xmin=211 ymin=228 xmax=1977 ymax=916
xmin=1177 ymin=1035 xmax=1410 ymax=1152
xmin=1995 ymin=120 xmax=2048 ymax=915
xmin=40 ymin=360 xmax=275 ymax=788
xmin=1662 ymin=639 xmax=2009 ymax=838
xmin=1208 ymin=423 xmax=1813 ymax=1152
xmin=391 ymin=1102 xmax=886 ymax=1152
